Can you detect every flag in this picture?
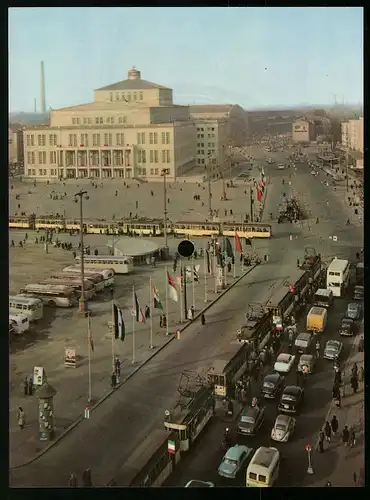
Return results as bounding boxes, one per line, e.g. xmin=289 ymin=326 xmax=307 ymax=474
xmin=152 ymin=282 xmax=163 ymax=311
xmin=235 ymin=232 xmax=243 ymax=254
xmin=167 ymin=271 xmax=178 ymax=302
xmin=222 ymin=237 xmax=234 ymax=258
xmin=205 ymin=249 xmax=211 ymax=274
xmin=134 ymin=292 xmax=145 ymax=323
xmin=193 ymin=265 xmax=199 ymax=282
xmin=245 ymin=237 xmax=253 ymax=246
xmin=256 ymin=189 xmax=263 ymax=202
xmin=113 ymin=303 xmax=125 ymax=341
xmin=88 ymin=315 xmax=94 ymax=352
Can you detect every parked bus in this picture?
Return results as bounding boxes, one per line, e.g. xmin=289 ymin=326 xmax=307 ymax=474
xmin=52 ymin=272 xmax=104 ymax=292
xmin=75 ymin=255 xmax=134 ymax=274
xmin=62 ymin=266 xmax=115 ymax=287
xmin=246 ymin=447 xmax=280 ymax=487
xmin=9 ymin=295 xmax=43 ymax=321
xmin=19 ymin=284 xmax=77 ymax=307
xmin=326 ymin=258 xmax=350 ymax=297
xmin=207 ymin=341 xmax=250 ymax=398
xmin=40 ymin=277 xmax=95 ymax=300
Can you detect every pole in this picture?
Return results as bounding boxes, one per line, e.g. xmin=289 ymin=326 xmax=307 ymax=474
xmin=223 ymin=250 xmax=227 ymax=287
xmin=75 ymin=190 xmax=88 ymax=314
xmin=250 ymin=185 xmax=254 ymax=223
xmin=149 ymin=276 xmax=153 ymax=348
xmin=163 ymin=169 xmax=168 ymax=250
xmin=233 ymin=235 xmax=236 ymax=278
xmin=204 ymin=248 xmax=208 ymax=302
xmin=191 ymin=254 xmax=195 ymax=312
xmin=110 ymin=288 xmax=115 ymax=373
xmin=307 ymin=450 xmax=314 ymax=474
xmin=87 ymin=312 xmax=92 ymax=403
xmin=221 ymin=172 xmax=226 ymax=200
xmin=132 ymin=287 xmax=136 ymax=364
xmin=213 ymin=249 xmax=217 ymax=293
xmin=206 ymin=164 xmax=212 ymax=219
xmin=178 ymin=265 xmax=183 ymax=323
xmin=165 ymin=267 xmax=169 ymax=336
xmin=182 ymin=265 xmax=188 ymax=320
xmin=345 ymin=146 xmax=349 ymax=192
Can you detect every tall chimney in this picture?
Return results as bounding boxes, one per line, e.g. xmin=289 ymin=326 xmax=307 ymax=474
xmin=34 ymin=98 xmax=37 ymax=113
xmin=40 ymin=61 xmax=46 ymax=113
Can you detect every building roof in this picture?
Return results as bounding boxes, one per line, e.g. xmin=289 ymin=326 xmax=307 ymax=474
xmin=107 ymin=237 xmax=161 ymax=257
xmin=189 ymin=104 xmax=233 ymax=115
xmin=95 ymin=79 xmax=169 ymax=92
xmin=53 ymin=101 xmax=149 ymax=112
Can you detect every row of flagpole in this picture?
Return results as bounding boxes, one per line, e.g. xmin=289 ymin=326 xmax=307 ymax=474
xmin=86 ymin=232 xmax=247 ymax=402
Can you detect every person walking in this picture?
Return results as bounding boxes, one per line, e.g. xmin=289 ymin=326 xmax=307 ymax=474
xmin=330 ymin=415 xmax=339 ymax=436
xmin=342 ymin=425 xmax=350 ymax=446
xmin=324 ymin=421 xmax=332 ymax=442
xmin=351 ymin=374 xmax=359 ymax=394
xmin=349 ymin=426 xmax=356 ymax=447
xmin=111 ymin=372 xmax=117 ymax=389
xmin=23 ymin=376 xmax=28 ymax=396
xmin=318 ymin=429 xmax=325 ymax=453
xmin=28 ymin=376 xmax=33 ymax=396
xmin=17 ymin=407 xmax=25 ymax=430
xmin=68 ymin=473 xmax=78 ymax=487
xmin=358 ymin=366 xmax=364 ymax=386
xmin=144 ymin=305 xmax=150 ymax=320
xmin=201 ymin=312 xmax=206 ymax=325
xmin=159 ymin=314 xmax=163 ymax=328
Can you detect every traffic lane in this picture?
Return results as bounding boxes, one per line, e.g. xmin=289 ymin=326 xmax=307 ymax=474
xmin=10 ymin=257 xmax=297 ymax=486
xmin=165 ymin=295 xmax=355 ymax=487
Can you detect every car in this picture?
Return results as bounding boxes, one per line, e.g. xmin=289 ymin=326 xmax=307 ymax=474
xmin=353 ymin=285 xmax=364 ymax=301
xmin=237 ymin=404 xmax=265 ymax=436
xmin=294 ymin=332 xmax=313 ymax=354
xmin=278 ymin=164 xmax=285 ymax=170
xmin=274 ymin=353 xmax=295 ymax=373
xmin=324 ymin=340 xmax=343 ymax=360
xmin=278 ymin=385 xmax=304 ymax=414
xmin=218 ymin=445 xmax=254 ymax=479
xmin=261 ymin=372 xmax=285 ymax=399
xmin=185 ymin=480 xmax=215 ymax=487
xmin=339 ymin=317 xmax=357 ymax=337
xmin=345 ymin=302 xmax=362 ymax=321
xmin=271 ymin=414 xmax=296 ymax=442
xmin=297 ymin=354 xmax=315 ymax=374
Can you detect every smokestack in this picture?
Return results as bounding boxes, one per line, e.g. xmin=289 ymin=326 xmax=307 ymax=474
xmin=34 ymin=98 xmax=37 ymax=113
xmin=40 ymin=61 xmax=46 ymax=113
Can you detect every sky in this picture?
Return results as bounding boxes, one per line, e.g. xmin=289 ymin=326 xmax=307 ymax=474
xmin=9 ymin=7 xmax=363 ymax=112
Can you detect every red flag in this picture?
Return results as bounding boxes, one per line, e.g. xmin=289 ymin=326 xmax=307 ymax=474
xmin=256 ymin=189 xmax=263 ymax=202
xmin=235 ymin=232 xmax=243 ymax=253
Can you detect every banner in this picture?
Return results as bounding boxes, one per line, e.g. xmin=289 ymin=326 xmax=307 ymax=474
xmin=64 ymin=347 xmax=76 ymax=368
xmin=33 ymin=366 xmax=46 ymax=386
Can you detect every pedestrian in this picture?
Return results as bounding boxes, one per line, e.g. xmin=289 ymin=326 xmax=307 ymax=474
xmin=17 ymin=406 xmax=25 ymax=430
xmin=190 ymin=305 xmax=195 ymax=318
xmin=326 ymin=481 xmax=332 ymax=487
xmin=330 ymin=415 xmax=338 ymax=435
xmin=201 ymin=312 xmax=206 ymax=325
xmin=23 ymin=376 xmax=28 ymax=396
xmin=324 ymin=421 xmax=332 ymax=442
xmin=351 ymin=374 xmax=359 ymax=394
xmin=162 ymin=314 xmax=167 ymax=328
xmin=187 ymin=307 xmax=193 ymax=320
xmin=358 ymin=366 xmax=364 ymax=384
xmin=28 ymin=376 xmax=33 ymax=396
xmin=68 ymin=473 xmax=78 ymax=487
xmin=342 ymin=425 xmax=350 ymax=446
xmin=159 ymin=314 xmax=163 ymax=328
xmin=111 ymin=372 xmax=117 ymax=389
xmin=115 ymin=356 xmax=121 ymax=378
xmin=349 ymin=426 xmax=356 ymax=447
xmin=352 ymin=363 xmax=358 ymax=378
xmin=318 ymin=430 xmax=325 ymax=453
xmin=145 ymin=305 xmax=150 ymax=320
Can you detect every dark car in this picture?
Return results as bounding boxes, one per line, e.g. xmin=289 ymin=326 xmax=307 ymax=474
xmin=345 ymin=302 xmax=362 ymax=321
xmin=353 ymin=285 xmax=364 ymax=301
xmin=261 ymin=372 xmax=285 ymax=399
xmin=339 ymin=317 xmax=357 ymax=337
xmin=278 ymin=385 xmax=304 ymax=414
xmin=237 ymin=405 xmax=265 ymax=436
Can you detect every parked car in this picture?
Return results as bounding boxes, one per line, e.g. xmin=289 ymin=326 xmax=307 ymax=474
xmin=324 ymin=340 xmax=343 ymax=361
xmin=297 ymin=354 xmax=315 ymax=374
xmin=271 ymin=414 xmax=296 ymax=442
xmin=274 ymin=353 xmax=295 ymax=373
xmin=339 ymin=317 xmax=357 ymax=337
xmin=218 ymin=445 xmax=254 ymax=479
xmin=237 ymin=405 xmax=265 ymax=436
xmin=278 ymin=385 xmax=304 ymax=414
xmin=261 ymin=372 xmax=285 ymax=399
xmin=294 ymin=332 xmax=313 ymax=354
xmin=353 ymin=285 xmax=364 ymax=301
xmin=185 ymin=480 xmax=215 ymax=487
xmin=345 ymin=302 xmax=362 ymax=321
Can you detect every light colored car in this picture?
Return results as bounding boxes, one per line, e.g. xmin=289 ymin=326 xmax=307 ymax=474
xmin=324 ymin=340 xmax=343 ymax=361
xmin=218 ymin=445 xmax=253 ymax=479
xmin=345 ymin=302 xmax=361 ymax=321
xmin=271 ymin=414 xmax=296 ymax=442
xmin=185 ymin=480 xmax=215 ymax=487
xmin=278 ymin=164 xmax=285 ymax=170
xmin=295 ymin=332 xmax=313 ymax=353
xmin=274 ymin=353 xmax=295 ymax=373
xmin=297 ymin=354 xmax=315 ymax=374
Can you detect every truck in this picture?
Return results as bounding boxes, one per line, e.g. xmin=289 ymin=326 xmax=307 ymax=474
xmin=306 ymin=306 xmax=328 ymax=334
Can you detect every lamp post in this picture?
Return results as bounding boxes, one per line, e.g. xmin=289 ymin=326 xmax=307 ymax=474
xmin=74 ymin=189 xmax=89 ymax=314
xmin=228 ymin=141 xmax=232 ymax=182
xmin=161 ymin=168 xmax=170 ymax=253
xmin=205 ymin=159 xmax=212 ymax=219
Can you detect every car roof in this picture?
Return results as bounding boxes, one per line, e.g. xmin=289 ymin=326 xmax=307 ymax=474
xmin=283 ymin=385 xmax=301 ymax=394
xmin=225 ymin=445 xmax=250 ymax=460
xmin=241 ymin=406 xmax=260 ymax=418
xmin=185 ymin=480 xmax=213 ymax=487
xmin=265 ymin=372 xmax=281 ymax=381
xmin=297 ymin=332 xmax=311 ymax=339
xmin=300 ymin=354 xmax=313 ymax=361
xmin=277 ymin=353 xmax=292 ymax=362
xmin=275 ymin=414 xmax=292 ymax=425
xmin=326 ymin=340 xmax=341 ymax=347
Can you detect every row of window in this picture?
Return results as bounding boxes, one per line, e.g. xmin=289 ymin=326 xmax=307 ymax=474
xmin=197 ymin=142 xmax=216 ymax=148
xmin=71 ymin=116 xmax=127 ymax=126
xmin=197 ymin=133 xmax=216 ymax=139
xmin=138 ymin=131 xmax=171 ymax=145
xmin=197 ymin=149 xmax=216 ymax=155
xmin=197 ymin=127 xmax=216 ymax=132
xmin=137 ymin=150 xmax=171 ymax=164
xmin=27 ymin=167 xmax=169 ymax=178
xmin=196 ymin=158 xmax=217 ymax=165
xmin=109 ymin=92 xmax=144 ymax=102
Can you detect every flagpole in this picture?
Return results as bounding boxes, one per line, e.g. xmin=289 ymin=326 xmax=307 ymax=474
xmin=213 ymin=248 xmax=217 ymax=293
xmin=87 ymin=312 xmax=92 ymax=403
xmin=132 ymin=286 xmax=136 ymax=364
xmin=165 ymin=266 xmax=169 ymax=335
xmin=179 ymin=266 xmax=183 ymax=322
xmin=233 ymin=234 xmax=236 ymax=278
xmin=241 ymin=229 xmax=244 ymax=274
xmin=191 ymin=254 xmax=195 ymax=312
xmin=149 ymin=276 xmax=153 ymax=349
xmin=204 ymin=248 xmax=208 ymax=302
xmin=224 ymin=249 xmax=227 ymax=288
xmin=110 ymin=288 xmax=115 ymax=373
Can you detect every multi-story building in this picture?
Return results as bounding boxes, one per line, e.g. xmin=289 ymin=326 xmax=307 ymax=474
xmin=341 ymin=117 xmax=363 ymax=153
xmin=8 ymin=124 xmax=24 ymax=166
xmin=292 ymin=119 xmax=316 ymax=143
xmin=23 ymin=67 xmax=197 ymax=181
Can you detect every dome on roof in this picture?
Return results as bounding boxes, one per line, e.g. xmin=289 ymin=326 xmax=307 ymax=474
xmin=128 ymin=67 xmax=141 ymax=80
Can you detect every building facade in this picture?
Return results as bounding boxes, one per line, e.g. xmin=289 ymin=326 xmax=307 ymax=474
xmin=23 ymin=68 xmax=196 ymax=181
xmin=341 ymin=117 xmax=363 ymax=153
xmin=292 ymin=119 xmax=316 ymax=143
xmin=8 ymin=124 xmax=24 ymax=166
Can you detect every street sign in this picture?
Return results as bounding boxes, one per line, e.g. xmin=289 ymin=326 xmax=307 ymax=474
xmin=84 ymin=406 xmax=90 ymax=419
xmin=305 ymin=444 xmax=311 ymax=452
xmin=333 ymin=236 xmax=337 ymax=242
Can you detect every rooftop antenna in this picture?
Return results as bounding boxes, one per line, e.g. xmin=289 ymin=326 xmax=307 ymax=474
xmin=34 ymin=98 xmax=37 ymax=113
xmin=40 ymin=61 xmax=46 ymax=113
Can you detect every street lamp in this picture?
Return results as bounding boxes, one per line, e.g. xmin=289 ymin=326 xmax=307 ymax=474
xmin=74 ymin=189 xmax=90 ymax=314
xmin=161 ymin=168 xmax=170 ymax=253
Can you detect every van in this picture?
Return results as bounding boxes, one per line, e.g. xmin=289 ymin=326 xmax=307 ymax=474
xmin=306 ymin=306 xmax=328 ymax=333
xmin=313 ymin=288 xmax=333 ymax=309
xmin=246 ymin=447 xmax=280 ymax=487
xmin=9 ymin=314 xmax=30 ymax=334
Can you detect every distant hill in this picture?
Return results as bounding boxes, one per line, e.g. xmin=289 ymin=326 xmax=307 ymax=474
xmin=9 ymin=112 xmax=50 ymax=126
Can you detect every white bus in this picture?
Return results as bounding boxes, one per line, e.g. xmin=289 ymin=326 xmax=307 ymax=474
xmin=75 ymin=255 xmax=134 ymax=275
xmin=9 ymin=295 xmax=44 ymax=321
xmin=246 ymin=447 xmax=280 ymax=487
xmin=51 ymin=272 xmax=105 ymax=293
xmin=20 ymin=284 xmax=77 ymax=308
xmin=62 ymin=266 xmax=115 ymax=288
xmin=326 ymin=258 xmax=350 ymax=297
xmin=40 ymin=278 xmax=95 ymax=300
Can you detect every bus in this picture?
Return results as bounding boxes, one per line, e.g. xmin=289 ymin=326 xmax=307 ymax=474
xmin=207 ymin=341 xmax=250 ymax=398
xmin=63 ymin=266 xmax=115 ymax=287
xmin=326 ymin=258 xmax=350 ymax=297
xmin=265 ymin=283 xmax=296 ymax=331
xmin=9 ymin=295 xmax=43 ymax=321
xmin=75 ymin=255 xmax=134 ymax=274
xmin=19 ymin=284 xmax=77 ymax=307
xmin=172 ymin=221 xmax=221 ymax=238
xmin=221 ymin=222 xmax=272 ymax=239
xmin=52 ymin=272 xmax=105 ymax=292
xmin=246 ymin=447 xmax=280 ymax=487
xmin=40 ymin=277 xmax=95 ymax=300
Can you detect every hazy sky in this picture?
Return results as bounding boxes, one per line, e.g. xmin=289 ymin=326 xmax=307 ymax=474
xmin=9 ymin=7 xmax=363 ymax=112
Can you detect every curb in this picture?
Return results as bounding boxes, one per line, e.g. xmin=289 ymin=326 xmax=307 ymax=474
xmin=11 ymin=263 xmax=258 ymax=470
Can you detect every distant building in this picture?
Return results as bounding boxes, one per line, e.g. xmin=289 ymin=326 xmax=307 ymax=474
xmin=341 ymin=117 xmax=363 ymax=153
xmin=8 ymin=123 xmax=24 ymax=166
xmin=292 ymin=119 xmax=316 ymax=143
